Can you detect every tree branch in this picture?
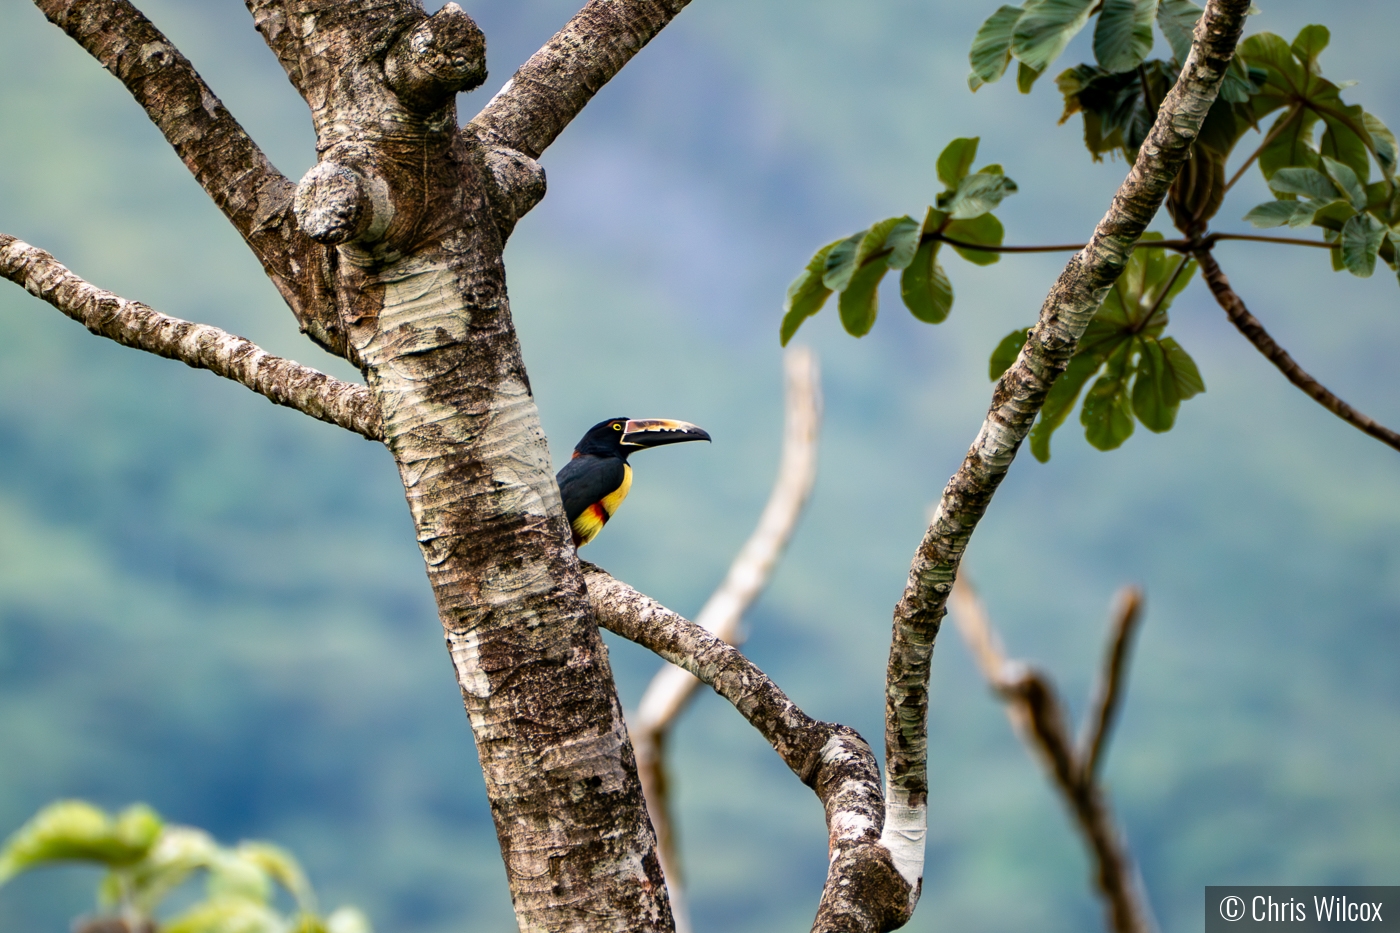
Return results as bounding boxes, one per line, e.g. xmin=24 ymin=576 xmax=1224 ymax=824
xmin=1077 ymin=588 xmax=1145 ymax=784
xmin=469 ymin=0 xmax=692 ymax=159
xmin=879 ymin=0 xmax=1250 ymax=915
xmin=950 ymin=577 xmax=1156 ymax=933
xmin=35 ymin=0 xmax=343 ymax=355
xmin=1194 ymin=247 xmax=1400 ymax=452
xmin=630 ymin=346 xmax=822 ymax=933
xmin=584 ymin=567 xmax=909 ymax=933
xmin=0 ymin=235 xmax=382 ymax=441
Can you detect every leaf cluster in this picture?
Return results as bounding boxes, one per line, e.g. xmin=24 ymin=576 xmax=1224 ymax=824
xmin=780 ymin=137 xmax=1017 ymax=344
xmin=0 ymin=800 xmax=371 ymax=933
xmin=990 ymin=235 xmax=1204 ymax=461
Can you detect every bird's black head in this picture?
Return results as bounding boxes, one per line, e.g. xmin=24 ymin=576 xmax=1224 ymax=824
xmin=572 ymin=417 xmax=711 ymax=459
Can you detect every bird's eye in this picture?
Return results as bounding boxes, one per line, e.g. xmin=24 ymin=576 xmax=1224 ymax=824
xmin=613 ymin=423 xmax=623 ymax=431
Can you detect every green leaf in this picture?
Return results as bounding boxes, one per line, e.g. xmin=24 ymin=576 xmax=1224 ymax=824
xmin=1012 ymin=0 xmax=1095 ymax=74
xmin=1267 ymin=167 xmax=1339 ymax=202
xmin=900 ymin=241 xmax=954 ymax=323
xmin=164 ymin=897 xmax=285 ymax=933
xmin=1243 ymin=199 xmax=1317 ymax=229
xmin=1340 ymin=212 xmax=1386 ymax=277
xmin=944 ymin=213 xmax=1005 ymax=265
xmin=1290 ymin=24 xmax=1329 ymax=75
xmin=821 ymin=233 xmax=864 ymax=292
xmin=0 ymin=801 xmax=162 ymax=883
xmin=1131 ymin=338 xmax=1177 ymax=432
xmin=1094 ymin=0 xmax=1156 ymax=73
xmin=780 ymin=240 xmax=839 ymax=345
xmin=1311 ymin=198 xmax=1359 ymax=231
xmin=1160 ymin=336 xmax=1205 ymax=399
xmin=937 ymin=138 xmax=980 ymax=189
xmin=838 ymin=261 xmax=887 ymax=336
xmin=1056 ymin=60 xmax=1177 ymax=162
xmin=1322 ymin=155 xmax=1367 ymax=210
xmin=938 ymin=171 xmax=1019 ymax=219
xmin=969 ymin=5 xmax=1025 ymax=90
xmin=1363 ymin=112 xmax=1398 ymax=179
xmin=1320 ymin=105 xmax=1372 ymax=185
xmin=238 ymin=842 xmax=314 ymax=913
xmin=1029 ymin=350 xmax=1112 ymax=461
xmin=1218 ymin=53 xmax=1260 ymax=104
xmin=1156 ymin=0 xmax=1201 ymax=65
xmin=1017 ymin=60 xmax=1045 ymax=94
xmin=882 ymin=216 xmax=923 ymax=270
xmin=989 ymin=328 xmax=1031 ymax=380
xmin=1258 ymin=106 xmax=1321 ymax=179
xmin=1081 ymin=341 xmax=1136 ymax=450
xmin=1099 ymin=234 xmax=1195 ymax=335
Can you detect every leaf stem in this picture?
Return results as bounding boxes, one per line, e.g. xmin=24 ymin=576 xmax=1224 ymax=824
xmin=919 ymin=229 xmax=1338 ymax=256
xmin=1223 ymin=103 xmax=1301 ymax=193
xmin=1131 ymin=254 xmax=1191 ymax=334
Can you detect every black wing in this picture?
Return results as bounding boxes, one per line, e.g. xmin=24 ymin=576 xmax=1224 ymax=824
xmin=557 ymin=454 xmax=626 ymax=523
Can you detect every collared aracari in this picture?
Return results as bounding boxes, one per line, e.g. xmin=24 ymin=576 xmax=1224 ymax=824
xmin=557 ymin=417 xmax=711 ymax=547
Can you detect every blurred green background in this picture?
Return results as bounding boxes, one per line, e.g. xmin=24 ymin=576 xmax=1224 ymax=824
xmin=1 ymin=1 xmax=1397 ymax=931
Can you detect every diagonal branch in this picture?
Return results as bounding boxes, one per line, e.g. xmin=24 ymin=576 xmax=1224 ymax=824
xmin=0 ymin=235 xmax=382 ymax=441
xmin=950 ymin=577 xmax=1156 ymax=933
xmin=469 ymin=0 xmax=692 ymax=159
xmin=630 ymin=346 xmax=821 ymax=933
xmin=34 ymin=0 xmax=342 ymax=356
xmin=879 ymin=2 xmax=1251 ymax=914
xmin=1194 ymin=247 xmax=1400 ymax=453
xmin=1078 ymin=588 xmax=1145 ymax=783
xmin=584 ymin=566 xmax=906 ymax=933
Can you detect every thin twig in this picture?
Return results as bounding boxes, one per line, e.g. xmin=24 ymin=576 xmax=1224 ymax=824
xmin=1132 ymin=256 xmax=1191 ymax=333
xmin=631 ymin=346 xmax=822 ymax=933
xmin=950 ymin=576 xmax=1156 ymax=933
xmin=1077 ymin=588 xmax=1145 ymax=783
xmin=0 ymin=234 xmax=382 ymax=441
xmin=1194 ymin=247 xmax=1400 ymax=453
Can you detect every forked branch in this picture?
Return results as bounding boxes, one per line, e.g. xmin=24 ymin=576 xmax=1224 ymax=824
xmin=34 ymin=0 xmax=340 ymax=354
xmin=1194 ymin=248 xmax=1400 ymax=453
xmin=631 ymin=346 xmax=822 ymax=932
xmin=0 ymin=235 xmax=382 ymax=441
xmin=950 ymin=577 xmax=1154 ymax=933
xmin=470 ymin=0 xmax=692 ymax=159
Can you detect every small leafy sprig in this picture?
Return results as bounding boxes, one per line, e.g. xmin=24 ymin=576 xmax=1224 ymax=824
xmin=0 ymin=800 xmax=371 ymax=933
xmin=781 ymin=137 xmax=1017 ymax=344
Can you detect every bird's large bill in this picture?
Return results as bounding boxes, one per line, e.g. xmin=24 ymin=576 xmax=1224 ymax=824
xmin=620 ymin=419 xmax=711 ymax=448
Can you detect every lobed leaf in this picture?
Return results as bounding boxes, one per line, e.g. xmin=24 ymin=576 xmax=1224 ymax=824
xmin=1290 ymin=24 xmax=1329 ymax=75
xmin=839 ymin=261 xmax=887 ymax=336
xmin=1081 ymin=341 xmax=1136 ymax=450
xmin=1340 ymin=212 xmax=1386 ymax=277
xmin=1012 ymin=0 xmax=1096 ymax=75
xmin=944 ymin=213 xmax=1005 ymax=265
xmin=780 ymin=240 xmax=840 ymax=345
xmin=900 ymin=241 xmax=954 ymax=323
xmin=937 ymin=137 xmax=980 ymax=189
xmin=1094 ymin=0 xmax=1156 ymax=74
xmin=1156 ymin=0 xmax=1201 ymax=65
xmin=969 ymin=5 xmax=1025 ymax=90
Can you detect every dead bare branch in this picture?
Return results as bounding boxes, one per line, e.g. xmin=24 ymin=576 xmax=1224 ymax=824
xmin=950 ymin=576 xmax=1155 ymax=933
xmin=629 ymin=346 xmax=821 ymax=930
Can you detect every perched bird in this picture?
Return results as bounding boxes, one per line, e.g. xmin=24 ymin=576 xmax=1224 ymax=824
xmin=557 ymin=417 xmax=710 ymax=547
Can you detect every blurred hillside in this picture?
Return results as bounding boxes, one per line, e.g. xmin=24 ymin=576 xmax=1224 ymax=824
xmin=0 ymin=1 xmax=1397 ymax=932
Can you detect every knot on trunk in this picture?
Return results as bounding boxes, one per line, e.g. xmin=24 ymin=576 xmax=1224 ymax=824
xmin=483 ymin=146 xmax=547 ymax=234
xmin=293 ymin=146 xmax=393 ymax=245
xmin=385 ymin=3 xmax=487 ymax=113
xmin=813 ymin=843 xmax=916 ymax=933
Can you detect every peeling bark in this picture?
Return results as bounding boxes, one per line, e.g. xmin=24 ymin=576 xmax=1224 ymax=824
xmin=881 ymin=0 xmax=1252 ymax=916
xmin=34 ymin=0 xmax=342 ymax=354
xmin=0 ymin=234 xmax=381 ymax=440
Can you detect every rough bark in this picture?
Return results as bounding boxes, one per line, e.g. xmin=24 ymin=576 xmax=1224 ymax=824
xmin=631 ymin=346 xmax=821 ymax=933
xmin=1194 ymin=248 xmax=1400 ymax=453
xmin=880 ymin=0 xmax=1251 ymax=916
xmin=34 ymin=0 xmax=343 ymax=355
xmin=469 ymin=0 xmax=692 ymax=159
xmin=240 ymin=2 xmax=667 ymax=929
xmin=584 ymin=567 xmax=909 ymax=933
xmin=951 ymin=579 xmax=1154 ymax=933
xmin=0 ymin=234 xmax=381 ymax=440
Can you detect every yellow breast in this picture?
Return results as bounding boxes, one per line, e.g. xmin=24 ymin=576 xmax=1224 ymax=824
xmin=570 ymin=463 xmax=633 ymax=547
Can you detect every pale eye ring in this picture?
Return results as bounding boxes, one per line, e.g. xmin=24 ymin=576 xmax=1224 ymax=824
xmin=613 ymin=423 xmax=623 ymax=431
